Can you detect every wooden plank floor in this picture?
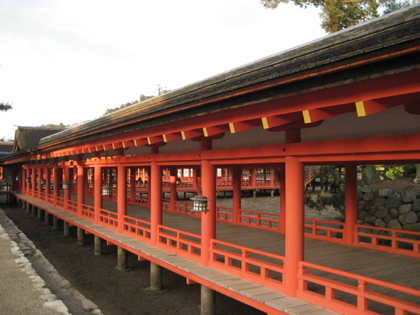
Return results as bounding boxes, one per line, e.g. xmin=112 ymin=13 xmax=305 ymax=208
xmin=71 ymin=193 xmax=420 ymax=313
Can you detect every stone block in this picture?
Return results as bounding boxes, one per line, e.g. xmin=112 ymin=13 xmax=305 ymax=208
xmin=378 ymin=188 xmax=392 ymax=198
xmin=413 ymin=199 xmax=420 ymax=212
xmin=402 ymin=191 xmax=418 ymax=203
xmin=399 ymin=204 xmax=413 ymax=214
xmin=364 ymin=215 xmax=377 ymax=225
xmin=360 ymin=186 xmax=373 ymax=193
xmin=387 ymin=219 xmax=402 ymax=230
xmin=363 ymin=192 xmax=375 ymax=202
xmin=372 ymin=198 xmax=386 ymax=206
xmin=389 ymin=208 xmax=399 ymax=219
xmin=398 ymin=211 xmax=419 ymax=225
xmin=374 ymin=206 xmax=388 ymax=219
xmin=385 ymin=193 xmax=401 ymax=208
xmin=374 ymin=219 xmax=386 ymax=227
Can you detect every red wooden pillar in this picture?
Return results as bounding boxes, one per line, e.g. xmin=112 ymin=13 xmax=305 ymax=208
xmin=64 ymin=166 xmax=70 ymax=211
xmin=130 ymin=167 xmax=136 ymax=203
xmin=345 ymin=164 xmax=358 ymax=246
xmin=270 ymin=168 xmax=275 ymax=187
xmin=77 ymin=165 xmax=84 ymax=216
xmin=53 ymin=167 xmax=59 ymax=207
xmin=117 ymin=164 xmax=127 ymax=233
xmin=251 ymin=168 xmax=256 ymax=187
xmin=169 ymin=167 xmax=177 ymax=212
xmin=31 ymin=168 xmax=36 ymax=198
xmin=45 ymin=167 xmax=50 ymax=199
xmin=201 ymin=159 xmax=216 ymax=266
xmin=232 ymin=165 xmax=241 ymax=224
xmin=284 ymin=156 xmax=304 ymax=297
xmin=38 ymin=167 xmax=43 ymax=198
xmin=23 ymin=168 xmax=27 ymax=194
xmin=94 ymin=165 xmax=102 ymax=224
xmin=279 ymin=164 xmax=286 ymax=234
xmin=150 ymin=162 xmax=162 ymax=246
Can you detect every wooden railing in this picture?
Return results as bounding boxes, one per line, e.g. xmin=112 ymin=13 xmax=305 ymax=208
xmin=98 ymin=208 xmax=118 ymax=230
xmin=67 ymin=200 xmax=78 ymax=213
xmin=81 ymin=204 xmax=95 ymax=222
xmin=122 ymin=216 xmax=151 ymax=243
xmin=161 ymin=199 xmax=199 ymax=217
xmin=56 ymin=196 xmax=64 ymax=209
xmin=297 ymin=261 xmax=420 ymax=315
xmin=354 ymin=225 xmax=420 ymax=258
xmin=209 ymin=239 xmax=284 ymax=291
xmin=304 ymin=218 xmax=345 ymax=244
xmin=157 ymin=225 xmax=202 ymax=262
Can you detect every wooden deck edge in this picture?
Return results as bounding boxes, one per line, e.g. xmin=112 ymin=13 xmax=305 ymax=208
xmin=15 ymin=193 xmax=341 ymax=315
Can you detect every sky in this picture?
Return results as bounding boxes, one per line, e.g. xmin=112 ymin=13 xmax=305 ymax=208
xmin=0 ymin=0 xmax=326 ymax=140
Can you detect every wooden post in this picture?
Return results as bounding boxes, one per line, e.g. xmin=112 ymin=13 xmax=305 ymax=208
xmin=284 ymin=156 xmax=304 ymax=297
xmin=63 ymin=221 xmax=70 ymax=236
xmin=94 ymin=165 xmax=102 ymax=225
xmin=117 ymin=247 xmax=127 ymax=271
xmin=77 ymin=227 xmax=85 ymax=245
xmin=201 ymin=285 xmax=215 ymax=315
xmin=53 ymin=167 xmax=59 ymax=207
xmin=77 ymin=165 xmax=85 ymax=216
xmin=279 ymin=164 xmax=286 ymax=234
xmin=45 ymin=167 xmax=50 ymax=199
xmin=150 ymin=262 xmax=162 ymax=291
xmin=345 ymin=164 xmax=358 ymax=246
xmin=150 ymin=162 xmax=162 ymax=246
xmin=31 ymin=168 xmax=36 ymax=198
xmin=117 ymin=164 xmax=127 ymax=233
xmin=169 ymin=167 xmax=177 ymax=212
xmin=201 ymin=158 xmax=216 ymax=266
xmin=94 ymin=235 xmax=103 ymax=255
xmin=232 ymin=165 xmax=241 ymax=224
xmin=64 ymin=166 xmax=70 ymax=211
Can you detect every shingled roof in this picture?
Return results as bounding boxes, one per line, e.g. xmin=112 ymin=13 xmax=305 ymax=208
xmin=12 ymin=126 xmax=67 ymax=153
xmin=34 ymin=4 xmax=420 ymax=150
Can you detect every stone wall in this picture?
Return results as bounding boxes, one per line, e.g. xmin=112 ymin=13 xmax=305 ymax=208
xmin=358 ymin=187 xmax=420 ymax=232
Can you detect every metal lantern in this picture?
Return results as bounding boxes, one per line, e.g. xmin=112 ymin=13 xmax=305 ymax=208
xmin=62 ymin=180 xmax=69 ymax=189
xmin=26 ymin=177 xmax=32 ymax=182
xmin=102 ymin=183 xmax=111 ymax=197
xmin=176 ymin=177 xmax=181 ymax=185
xmin=40 ymin=178 xmax=46 ymax=185
xmin=16 ymin=176 xmax=20 ymax=181
xmin=190 ymin=194 xmax=211 ymax=214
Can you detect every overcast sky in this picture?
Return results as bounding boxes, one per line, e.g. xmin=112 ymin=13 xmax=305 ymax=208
xmin=0 ymin=0 xmax=325 ymax=140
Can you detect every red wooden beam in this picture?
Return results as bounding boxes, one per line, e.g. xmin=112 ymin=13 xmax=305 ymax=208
xmin=203 ymin=125 xmax=230 ymax=137
xmin=229 ymin=119 xmax=261 ymax=133
xmin=162 ymin=133 xmax=182 ymax=142
xmin=181 ymin=129 xmax=203 ymax=140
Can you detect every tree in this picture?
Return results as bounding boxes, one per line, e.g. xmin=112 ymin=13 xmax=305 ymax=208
xmin=261 ymin=0 xmax=419 ymax=33
xmin=39 ymin=123 xmax=68 ymax=128
xmin=0 ymin=102 xmax=12 ymax=112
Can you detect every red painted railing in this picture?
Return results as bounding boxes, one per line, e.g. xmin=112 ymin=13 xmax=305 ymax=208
xmin=162 ymin=199 xmax=199 ymax=217
xmin=47 ymin=194 xmax=54 ymax=205
xmin=297 ymin=261 xmax=420 ymax=315
xmin=81 ymin=204 xmax=95 ymax=222
xmin=157 ymin=225 xmax=202 ymax=263
xmin=354 ymin=225 xmax=420 ymax=258
xmin=39 ymin=192 xmax=45 ymax=201
xmin=122 ymin=215 xmax=151 ymax=243
xmin=98 ymin=208 xmax=118 ymax=230
xmin=56 ymin=197 xmax=64 ymax=209
xmin=67 ymin=200 xmax=78 ymax=213
xmin=157 ymin=225 xmax=201 ymax=262
xmin=304 ymin=218 xmax=345 ymax=244
xmin=209 ymin=239 xmax=284 ymax=291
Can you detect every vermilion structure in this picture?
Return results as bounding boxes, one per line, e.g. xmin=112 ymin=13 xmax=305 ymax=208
xmin=2 ymin=5 xmax=420 ymax=315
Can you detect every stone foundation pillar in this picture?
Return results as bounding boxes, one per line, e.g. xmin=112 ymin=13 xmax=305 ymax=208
xmin=150 ymin=262 xmax=162 ymax=291
xmin=201 ymin=285 xmax=215 ymax=315
xmin=77 ymin=227 xmax=85 ymax=245
xmin=94 ymin=235 xmax=103 ymax=255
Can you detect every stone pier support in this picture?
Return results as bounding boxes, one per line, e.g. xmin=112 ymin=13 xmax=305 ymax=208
xmin=252 ymin=190 xmax=257 ymax=198
xmin=21 ymin=200 xmax=25 ymax=210
xmin=45 ymin=212 xmax=50 ymax=225
xmin=117 ymin=247 xmax=127 ymax=271
xmin=32 ymin=205 xmax=36 ymax=215
xmin=77 ymin=227 xmax=85 ymax=245
xmin=26 ymin=202 xmax=30 ymax=212
xmin=201 ymin=285 xmax=215 ymax=315
xmin=63 ymin=221 xmax=70 ymax=237
xmin=53 ymin=216 xmax=59 ymax=230
xmin=150 ymin=262 xmax=162 ymax=291
xmin=94 ymin=235 xmax=103 ymax=255
xmin=37 ymin=208 xmax=43 ymax=219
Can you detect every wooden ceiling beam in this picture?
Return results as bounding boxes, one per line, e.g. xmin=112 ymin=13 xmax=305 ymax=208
xmin=181 ymin=130 xmax=203 ymax=140
xmin=162 ymin=133 xmax=182 ymax=143
xmin=229 ymin=119 xmax=261 ymax=133
xmin=203 ymin=125 xmax=230 ymax=137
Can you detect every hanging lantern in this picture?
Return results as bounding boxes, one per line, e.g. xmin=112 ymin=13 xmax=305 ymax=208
xmin=190 ymin=194 xmax=211 ymax=214
xmin=26 ymin=177 xmax=32 ymax=182
xmin=16 ymin=176 xmax=20 ymax=181
xmin=176 ymin=177 xmax=181 ymax=185
xmin=102 ymin=183 xmax=111 ymax=197
xmin=62 ymin=180 xmax=69 ymax=189
xmin=40 ymin=178 xmax=46 ymax=185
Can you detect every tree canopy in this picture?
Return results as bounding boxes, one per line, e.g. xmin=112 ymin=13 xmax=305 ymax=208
xmin=0 ymin=102 xmax=12 ymax=112
xmin=261 ymin=0 xmax=419 ymax=33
